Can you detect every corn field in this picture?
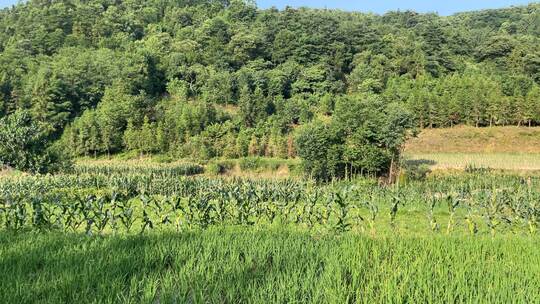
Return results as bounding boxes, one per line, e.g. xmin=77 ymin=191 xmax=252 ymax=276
xmin=2 ymin=169 xmax=540 ymax=236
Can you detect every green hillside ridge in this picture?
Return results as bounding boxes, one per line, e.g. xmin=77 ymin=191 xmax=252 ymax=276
xmin=0 ymin=1 xmax=539 ymax=167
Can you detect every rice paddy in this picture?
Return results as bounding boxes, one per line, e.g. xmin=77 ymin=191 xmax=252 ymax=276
xmin=1 ymin=230 xmax=539 ymax=303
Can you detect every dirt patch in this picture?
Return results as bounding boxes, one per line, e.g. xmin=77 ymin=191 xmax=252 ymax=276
xmin=0 ymin=167 xmax=15 ymax=178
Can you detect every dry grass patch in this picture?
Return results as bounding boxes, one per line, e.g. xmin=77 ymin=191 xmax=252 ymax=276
xmin=406 ymin=152 xmax=540 ymax=171
xmin=406 ymin=126 xmax=540 ymax=154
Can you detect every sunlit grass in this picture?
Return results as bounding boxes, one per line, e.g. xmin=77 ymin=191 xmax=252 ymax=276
xmin=1 ymin=229 xmax=539 ymax=303
xmin=406 ymin=152 xmax=540 ymax=171
xmin=405 ymin=126 xmax=540 ymax=154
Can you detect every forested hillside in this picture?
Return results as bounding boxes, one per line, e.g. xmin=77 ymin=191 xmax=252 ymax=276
xmin=1 ymin=0 xmax=539 ymax=165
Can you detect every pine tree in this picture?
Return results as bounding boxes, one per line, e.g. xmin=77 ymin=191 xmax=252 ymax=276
xmin=86 ymin=112 xmax=101 ymax=158
xmin=239 ymin=86 xmax=255 ymax=127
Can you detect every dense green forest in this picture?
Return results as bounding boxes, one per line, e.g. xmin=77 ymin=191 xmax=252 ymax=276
xmin=0 ymin=0 xmax=540 ymax=176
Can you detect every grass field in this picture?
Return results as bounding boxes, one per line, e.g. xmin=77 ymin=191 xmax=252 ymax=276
xmin=406 ymin=152 xmax=540 ymax=171
xmin=405 ymin=126 xmax=540 ymax=154
xmin=405 ymin=126 xmax=540 ymax=170
xmin=2 ymin=230 xmax=539 ymax=303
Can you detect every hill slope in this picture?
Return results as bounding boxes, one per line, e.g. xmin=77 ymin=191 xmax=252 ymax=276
xmin=406 ymin=126 xmax=540 ymax=153
xmin=0 ymin=1 xmax=540 ymax=161
xmin=405 ymin=126 xmax=540 ymax=170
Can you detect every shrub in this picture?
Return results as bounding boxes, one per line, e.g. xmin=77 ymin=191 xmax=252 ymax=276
xmin=401 ymin=161 xmax=432 ymax=182
xmin=239 ymin=157 xmax=262 ymax=171
xmin=206 ymin=162 xmax=223 ymax=175
xmin=152 ymin=154 xmax=174 ymax=163
xmin=206 ymin=161 xmax=232 ymax=175
xmin=464 ymin=164 xmax=492 ymax=174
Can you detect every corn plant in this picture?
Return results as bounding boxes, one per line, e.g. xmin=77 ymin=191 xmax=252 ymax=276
xmin=427 ymin=193 xmax=440 ymax=233
xmin=2 ymin=169 xmax=540 ymax=236
xmin=445 ymin=194 xmax=460 ymax=234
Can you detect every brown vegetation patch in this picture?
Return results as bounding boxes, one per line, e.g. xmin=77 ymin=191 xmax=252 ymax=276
xmin=405 ymin=126 xmax=540 ymax=154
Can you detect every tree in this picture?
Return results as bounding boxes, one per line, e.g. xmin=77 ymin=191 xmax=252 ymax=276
xmin=201 ymin=69 xmax=234 ymax=104
xmin=239 ymin=86 xmax=270 ymax=128
xmin=295 ymin=122 xmax=344 ymax=181
xmin=347 ymin=51 xmax=389 ymax=94
xmin=139 ymin=116 xmax=157 ymax=156
xmin=526 ymin=85 xmax=540 ymax=126
xmin=97 ymin=102 xmax=125 ymax=157
xmin=272 ymin=29 xmax=298 ymax=64
xmin=292 ymin=64 xmax=340 ymax=96
xmin=123 ymin=120 xmax=140 ymax=153
xmin=248 ymin=135 xmax=259 ymax=156
xmin=296 ymin=95 xmax=415 ymax=181
xmin=28 ymin=67 xmax=72 ymax=136
xmin=1 ymin=0 xmax=539 ymax=166
xmin=333 ymin=95 xmax=415 ymax=178
xmin=476 ymin=35 xmax=515 ymax=63
xmin=0 ymin=110 xmax=71 ymax=173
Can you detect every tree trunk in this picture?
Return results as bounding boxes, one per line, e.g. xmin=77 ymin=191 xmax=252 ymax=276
xmin=388 ymin=154 xmax=398 ymax=184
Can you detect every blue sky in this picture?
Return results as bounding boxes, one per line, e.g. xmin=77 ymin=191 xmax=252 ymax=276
xmin=0 ymin=0 xmax=536 ymax=15
xmin=257 ymin=0 xmax=536 ymax=15
xmin=0 ymin=0 xmax=19 ymax=9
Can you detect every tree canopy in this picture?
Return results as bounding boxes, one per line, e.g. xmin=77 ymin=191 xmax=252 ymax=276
xmin=0 ymin=110 xmax=71 ymax=173
xmin=0 ymin=0 xmax=539 ymax=177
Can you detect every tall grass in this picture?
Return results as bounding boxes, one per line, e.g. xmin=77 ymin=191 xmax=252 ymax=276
xmin=75 ymin=161 xmax=204 ymax=178
xmin=1 ymin=229 xmax=539 ymax=303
